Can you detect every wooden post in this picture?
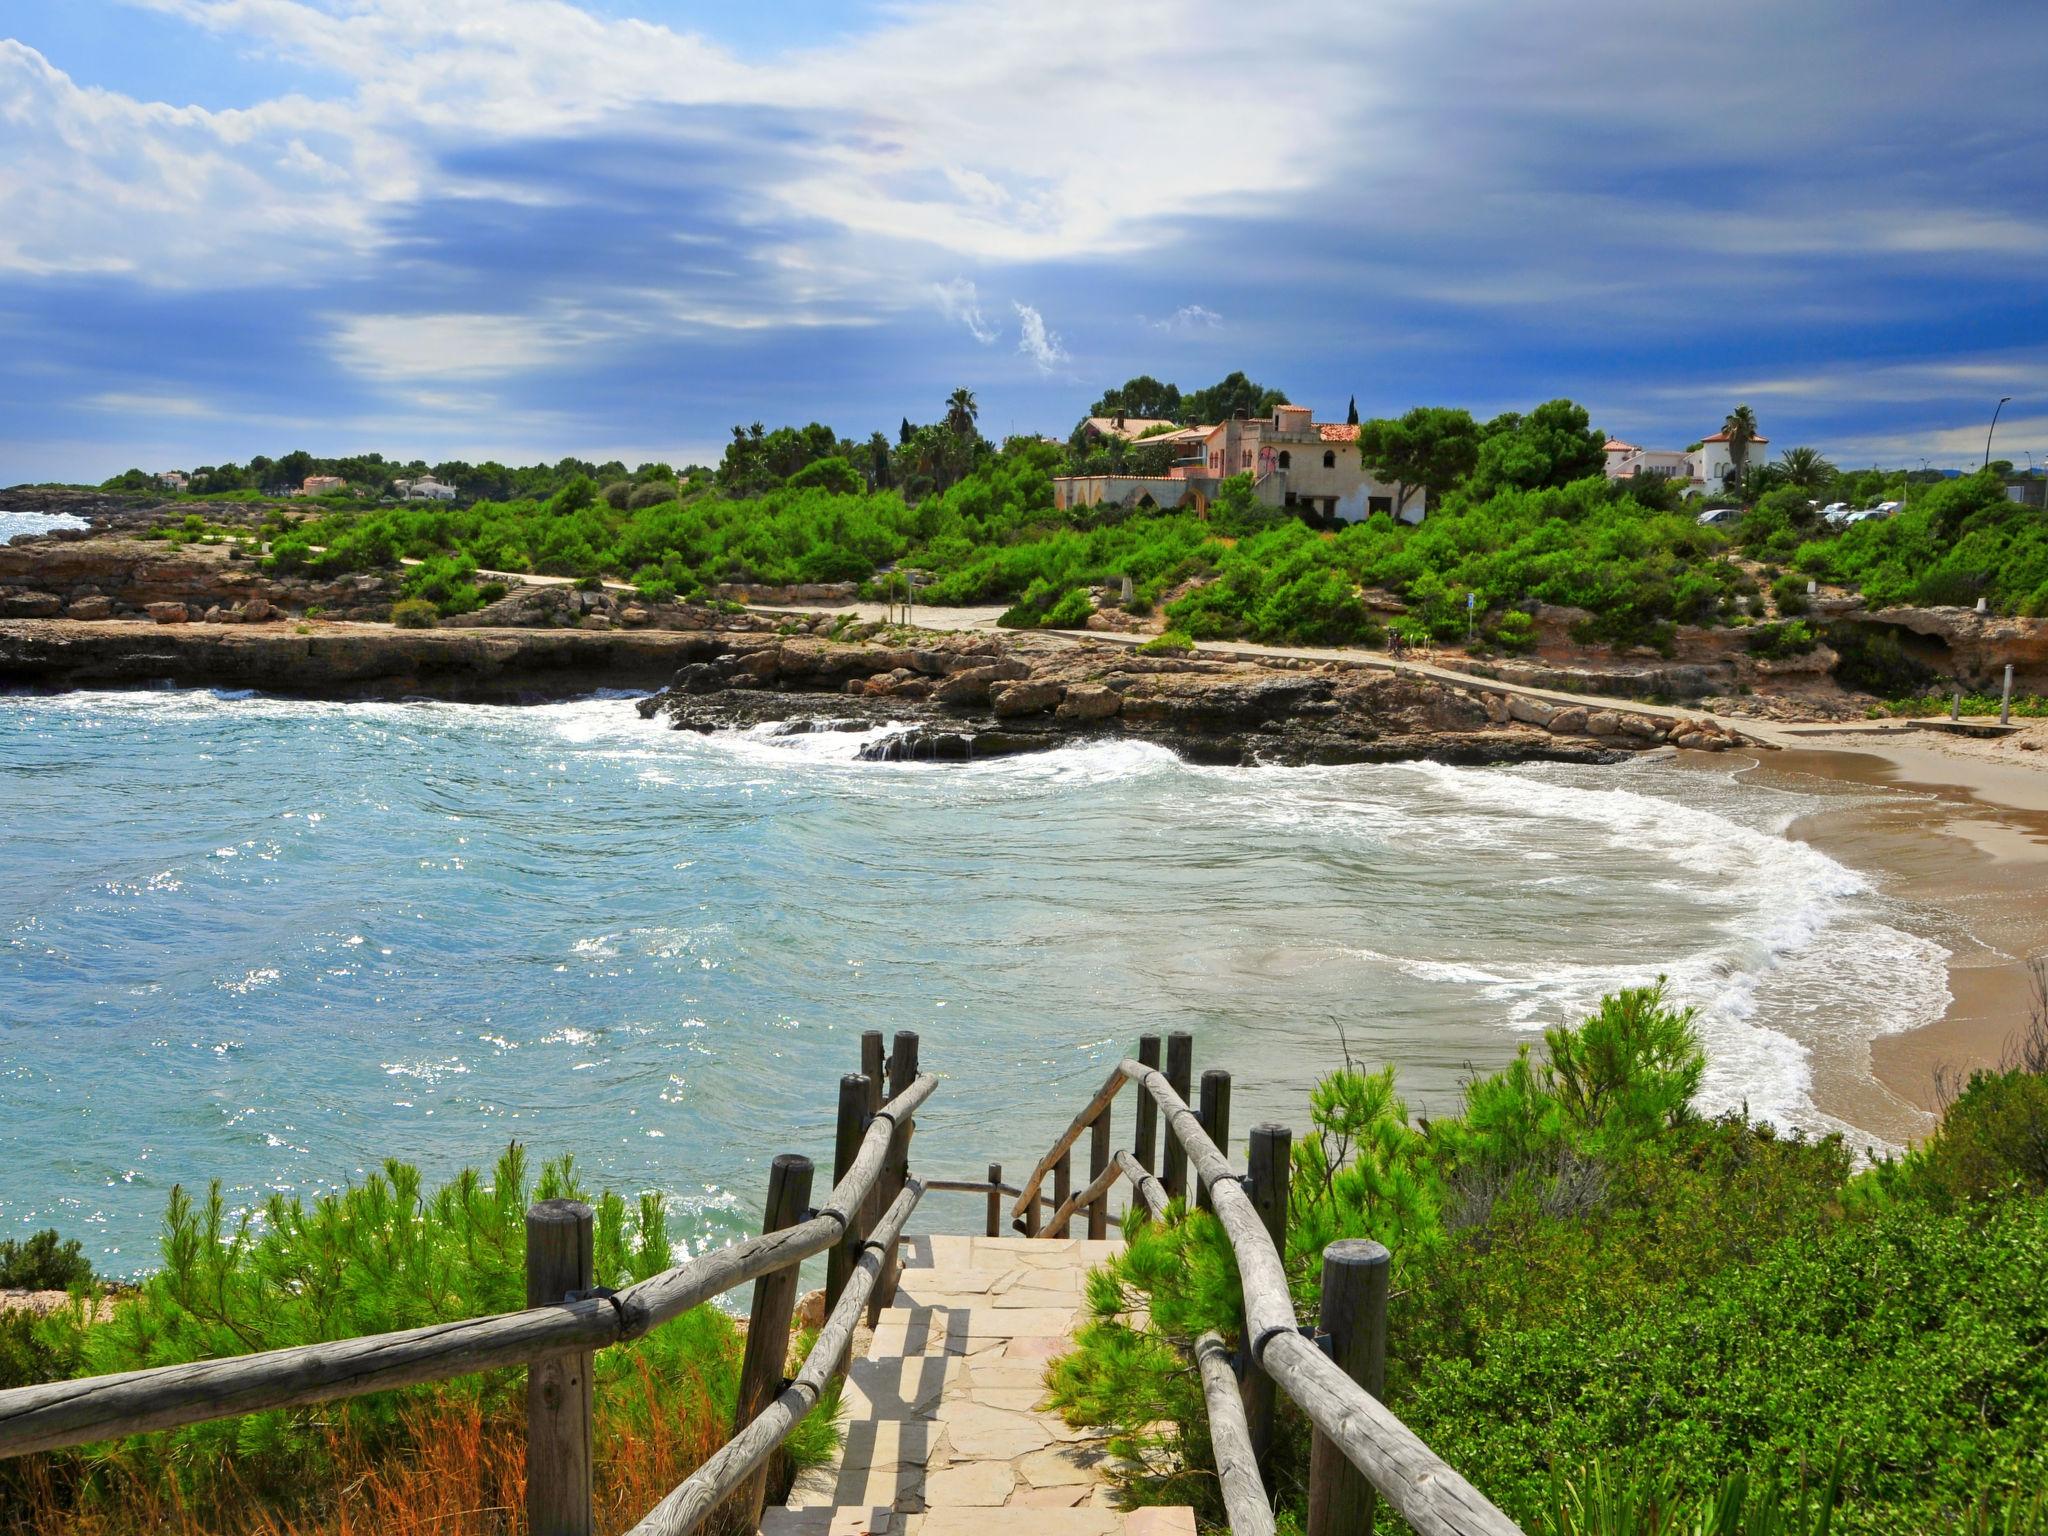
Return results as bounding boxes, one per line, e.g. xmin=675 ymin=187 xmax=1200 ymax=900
xmin=733 ymin=1154 xmax=814 ymax=1529
xmin=986 ymin=1162 xmax=1003 ymax=1238
xmin=1197 ymin=1069 xmax=1232 ymax=1215
xmin=1307 ymin=1239 xmax=1391 ymax=1536
xmin=1243 ymin=1123 xmax=1292 ymax=1481
xmin=1162 ymin=1031 xmax=1194 ymax=1202
xmin=825 ymin=1073 xmax=869 ymax=1320
xmin=1133 ymin=1034 xmax=1161 ymax=1172
xmin=1087 ymin=1106 xmax=1113 ymax=1240
xmin=1052 ymin=1146 xmax=1072 ymax=1237
xmin=873 ymin=1031 xmax=920 ymax=1313
xmin=859 ymin=1032 xmax=885 ymax=1242
xmin=525 ymin=1199 xmax=595 ymax=1536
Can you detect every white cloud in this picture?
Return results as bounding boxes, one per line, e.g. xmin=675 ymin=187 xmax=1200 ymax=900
xmin=327 ymin=311 xmax=587 ymax=383
xmin=933 ymin=279 xmax=997 ymax=344
xmin=1013 ymin=302 xmax=1067 ymax=372
xmin=1153 ymin=304 xmax=1222 ymax=332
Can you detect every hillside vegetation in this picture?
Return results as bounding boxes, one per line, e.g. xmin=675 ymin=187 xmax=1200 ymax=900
xmin=112 ymin=390 xmax=2048 ymax=652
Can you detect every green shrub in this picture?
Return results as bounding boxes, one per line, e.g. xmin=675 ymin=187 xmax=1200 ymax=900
xmin=1488 ymin=609 xmax=1538 ymax=654
xmin=1771 ymin=572 xmax=1811 ymax=615
xmin=1041 ymin=587 xmax=1096 ymax=628
xmin=1745 ymin=620 xmax=1818 ymax=661
xmin=0 ymin=1229 xmax=93 ymax=1290
xmin=476 ymin=579 xmax=509 ymax=605
xmin=389 ymin=598 xmax=439 ymax=628
xmin=1137 ymin=629 xmax=1194 ymax=655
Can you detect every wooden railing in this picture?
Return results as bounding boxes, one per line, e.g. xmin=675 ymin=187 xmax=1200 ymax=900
xmin=1009 ymin=1031 xmax=1524 ymax=1536
xmin=0 ymin=1030 xmax=942 ymax=1536
xmin=0 ymin=1027 xmax=1519 ymax=1536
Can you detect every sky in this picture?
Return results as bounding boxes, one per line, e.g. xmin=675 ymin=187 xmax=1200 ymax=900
xmin=3 ymin=0 xmax=2046 ymax=484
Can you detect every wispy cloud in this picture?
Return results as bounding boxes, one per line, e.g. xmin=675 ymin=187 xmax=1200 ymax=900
xmin=1152 ymin=304 xmax=1222 ymax=332
xmin=934 ymin=278 xmax=997 ymax=344
xmin=1013 ymin=302 xmax=1067 ymax=373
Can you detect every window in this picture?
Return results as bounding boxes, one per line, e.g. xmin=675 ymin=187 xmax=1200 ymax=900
xmin=1323 ymin=449 xmax=1337 ymax=469
xmin=1368 ymin=495 xmax=1393 ymax=515
xmin=1241 ymin=450 xmax=1251 ymax=469
xmin=1277 ymin=451 xmax=1291 ymax=469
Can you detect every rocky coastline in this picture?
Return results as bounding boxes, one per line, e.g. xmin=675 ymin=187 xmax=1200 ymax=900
xmin=627 ymin=626 xmax=1754 ymax=767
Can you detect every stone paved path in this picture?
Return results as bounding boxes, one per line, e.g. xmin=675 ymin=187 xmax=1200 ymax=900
xmin=761 ymin=1233 xmax=1194 ymax=1536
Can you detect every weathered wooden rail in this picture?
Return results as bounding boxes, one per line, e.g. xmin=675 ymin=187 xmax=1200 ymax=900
xmin=1008 ymin=1032 xmax=1524 ymax=1536
xmin=0 ymin=1032 xmax=946 ymax=1536
xmin=0 ymin=1027 xmax=1522 ymax=1535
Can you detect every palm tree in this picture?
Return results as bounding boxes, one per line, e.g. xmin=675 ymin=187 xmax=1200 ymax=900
xmin=945 ymin=388 xmax=979 ymax=437
xmin=1723 ymin=404 xmax=1759 ymax=491
xmin=1777 ymin=445 xmax=1834 ymax=490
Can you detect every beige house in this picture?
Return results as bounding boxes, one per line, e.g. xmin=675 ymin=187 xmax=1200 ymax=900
xmin=1054 ymin=404 xmax=1406 ymax=523
xmin=300 ymin=475 xmax=347 ymax=496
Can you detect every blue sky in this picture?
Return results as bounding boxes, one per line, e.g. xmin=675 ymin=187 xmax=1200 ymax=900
xmin=3 ymin=0 xmax=2046 ymax=483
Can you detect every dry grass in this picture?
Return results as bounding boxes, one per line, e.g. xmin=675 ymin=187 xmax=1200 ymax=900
xmin=4 ymin=1356 xmax=764 ymax=1536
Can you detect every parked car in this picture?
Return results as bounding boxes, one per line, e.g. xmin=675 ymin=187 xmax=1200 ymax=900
xmin=1696 ymin=506 xmax=1741 ymax=527
xmin=1820 ymin=502 xmax=1853 ymax=526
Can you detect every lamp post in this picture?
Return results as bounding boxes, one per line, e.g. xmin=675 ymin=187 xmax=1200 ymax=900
xmin=1984 ymin=396 xmax=2012 ymax=471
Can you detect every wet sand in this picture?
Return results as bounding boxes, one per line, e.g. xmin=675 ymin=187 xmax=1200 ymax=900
xmin=1724 ymin=718 xmax=2048 ymax=1142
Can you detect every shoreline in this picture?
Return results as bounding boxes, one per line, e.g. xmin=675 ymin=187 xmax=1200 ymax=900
xmin=1728 ymin=721 xmax=2048 ymax=1142
xmin=7 ymin=608 xmax=2045 ymax=1152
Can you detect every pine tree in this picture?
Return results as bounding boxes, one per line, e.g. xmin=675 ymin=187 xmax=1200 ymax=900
xmin=1347 ymin=395 xmax=1359 ymax=426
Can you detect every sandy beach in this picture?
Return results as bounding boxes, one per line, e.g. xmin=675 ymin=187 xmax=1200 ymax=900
xmin=1722 ymin=717 xmax=2048 ymax=1146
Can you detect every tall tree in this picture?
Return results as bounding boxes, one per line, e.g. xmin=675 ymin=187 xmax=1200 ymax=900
xmin=946 ymin=388 xmax=979 ymax=436
xmin=1090 ymin=375 xmax=1183 ymax=421
xmin=1180 ymin=371 xmax=1288 ymax=424
xmin=899 ymin=416 xmax=913 ymax=446
xmin=1723 ymin=404 xmax=1760 ymax=491
xmin=1346 ymin=396 xmax=1359 ymax=426
xmin=1468 ymin=399 xmax=1607 ymax=498
xmin=1354 ymin=406 xmax=1482 ymax=520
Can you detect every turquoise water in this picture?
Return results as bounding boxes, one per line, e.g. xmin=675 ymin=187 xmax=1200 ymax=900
xmin=0 ymin=689 xmax=1952 ymax=1272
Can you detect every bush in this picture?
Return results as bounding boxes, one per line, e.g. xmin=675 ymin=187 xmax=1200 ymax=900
xmin=1137 ymin=629 xmax=1194 ymax=654
xmin=1488 ymin=609 xmax=1538 ymax=654
xmin=1826 ymin=622 xmax=1936 ymax=696
xmin=0 ymin=1229 xmax=93 ymax=1290
xmin=1042 ymin=587 xmax=1096 ymax=628
xmin=389 ymin=598 xmax=439 ymax=628
xmin=1771 ymin=572 xmax=1811 ymax=615
xmin=7 ymin=1147 xmax=842 ymax=1526
xmin=1745 ymin=620 xmax=1818 ymax=660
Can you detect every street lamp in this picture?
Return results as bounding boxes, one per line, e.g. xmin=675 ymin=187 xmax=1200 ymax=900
xmin=1984 ymin=396 xmax=2013 ymax=470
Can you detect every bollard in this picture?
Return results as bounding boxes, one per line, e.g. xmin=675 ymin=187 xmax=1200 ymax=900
xmin=986 ymin=1161 xmax=1003 ymax=1238
xmin=525 ymin=1199 xmax=595 ymax=1536
xmin=1306 ymin=1239 xmax=1391 ymax=1536
xmin=2002 ymin=663 xmax=2015 ymax=726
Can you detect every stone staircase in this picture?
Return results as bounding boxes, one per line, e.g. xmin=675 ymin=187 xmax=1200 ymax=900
xmin=760 ymin=1233 xmax=1195 ymax=1536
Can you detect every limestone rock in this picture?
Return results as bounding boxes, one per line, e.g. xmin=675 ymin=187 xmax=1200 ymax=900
xmin=1055 ymin=683 xmax=1121 ymax=720
xmin=1546 ymin=706 xmax=1589 ymax=735
xmin=991 ymin=680 xmax=1065 ymax=718
xmin=1587 ymin=709 xmax=1620 ymax=735
xmin=1506 ymin=693 xmax=1558 ymax=727
xmin=64 ymin=595 xmax=117 ymax=620
xmin=145 ymin=601 xmax=188 ymax=624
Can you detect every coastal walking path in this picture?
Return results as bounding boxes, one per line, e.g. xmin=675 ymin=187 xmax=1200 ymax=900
xmin=761 ymin=1231 xmax=1193 ymax=1536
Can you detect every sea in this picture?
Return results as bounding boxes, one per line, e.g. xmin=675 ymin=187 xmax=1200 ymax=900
xmin=0 ymin=671 xmax=1956 ymax=1273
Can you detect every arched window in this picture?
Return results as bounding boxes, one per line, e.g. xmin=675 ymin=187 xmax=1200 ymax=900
xmin=1277 ymin=450 xmax=1291 ymax=469
xmin=1323 ymin=449 xmax=1337 ymax=469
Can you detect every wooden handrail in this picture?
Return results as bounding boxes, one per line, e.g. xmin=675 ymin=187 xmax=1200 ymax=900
xmin=1007 ymin=1062 xmax=1127 ymax=1229
xmin=1113 ymin=1058 xmax=1523 ymax=1536
xmin=1042 ymin=1155 xmax=1122 ymax=1238
xmin=0 ymin=1072 xmax=939 ymax=1464
xmin=625 ymin=1177 xmax=926 ymax=1536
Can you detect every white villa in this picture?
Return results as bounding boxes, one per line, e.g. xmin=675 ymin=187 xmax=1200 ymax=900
xmin=1603 ymin=430 xmax=1769 ymax=495
xmin=1054 ymin=404 xmax=1411 ymax=524
xmin=397 ymin=477 xmax=458 ymax=501
xmin=157 ymin=470 xmax=190 ymax=491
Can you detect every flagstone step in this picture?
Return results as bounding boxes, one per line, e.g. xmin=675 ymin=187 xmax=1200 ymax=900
xmin=764 ymin=1230 xmax=1192 ymax=1536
